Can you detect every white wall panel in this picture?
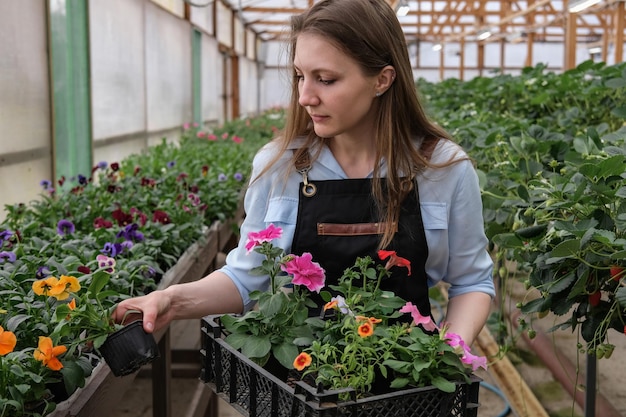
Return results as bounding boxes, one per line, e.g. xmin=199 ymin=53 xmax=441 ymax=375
xmin=246 ymin=29 xmax=256 ymax=60
xmin=216 ymin=2 xmax=232 ymax=48
xmin=0 ymin=2 xmax=50 ymax=154
xmin=90 ymin=0 xmax=146 ymax=140
xmin=94 ymin=139 xmax=149 ymax=168
xmin=264 ymin=40 xmax=287 ymax=66
xmin=234 ymin=17 xmax=245 ymax=55
xmin=0 ymin=159 xmax=52 ymax=216
xmin=190 ymin=2 xmax=215 ymax=35
xmin=261 ymin=40 xmax=290 ymax=108
xmin=239 ymin=57 xmax=258 ymax=116
xmin=150 ymin=0 xmax=185 ymax=17
xmin=0 ymin=2 xmax=52 ymax=214
xmin=202 ymin=34 xmax=223 ymax=124
xmin=145 ymin=2 xmax=193 ymax=132
xmin=262 ymin=68 xmax=290 ymax=109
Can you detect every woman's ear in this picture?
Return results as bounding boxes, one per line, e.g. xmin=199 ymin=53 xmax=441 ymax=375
xmin=375 ymin=65 xmax=396 ymax=96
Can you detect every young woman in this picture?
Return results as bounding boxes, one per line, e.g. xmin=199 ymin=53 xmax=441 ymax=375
xmin=113 ymin=0 xmax=494 ymax=347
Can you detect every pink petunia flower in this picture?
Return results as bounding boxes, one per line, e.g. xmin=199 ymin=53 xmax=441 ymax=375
xmin=445 ymin=332 xmax=487 ymax=371
xmin=399 ymin=302 xmax=437 ymax=332
xmin=245 ymin=224 xmax=282 ymax=253
xmin=281 ymin=252 xmax=325 ymax=293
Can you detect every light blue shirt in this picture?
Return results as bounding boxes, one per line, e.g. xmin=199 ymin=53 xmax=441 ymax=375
xmin=221 ymin=138 xmax=495 ymax=311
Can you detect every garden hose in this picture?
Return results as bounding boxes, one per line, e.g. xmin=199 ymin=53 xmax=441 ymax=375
xmin=480 ymin=381 xmax=512 ymax=417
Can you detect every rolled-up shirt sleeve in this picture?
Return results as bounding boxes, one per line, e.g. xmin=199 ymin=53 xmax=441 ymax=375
xmin=219 ymin=144 xmax=299 ymax=311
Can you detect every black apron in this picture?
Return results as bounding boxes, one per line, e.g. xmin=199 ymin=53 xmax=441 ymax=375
xmin=290 ymin=155 xmax=431 ymax=319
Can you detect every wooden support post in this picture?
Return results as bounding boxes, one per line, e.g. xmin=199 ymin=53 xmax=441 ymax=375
xmin=478 ymin=42 xmax=485 ymax=77
xmin=526 ymin=32 xmax=534 ymax=67
xmin=459 ymin=38 xmax=465 ymax=81
xmin=525 ymin=0 xmax=535 ymax=68
xmin=615 ymin=1 xmax=625 ymax=63
xmin=564 ymin=12 xmax=577 ymax=70
xmin=153 ymin=328 xmax=172 ymax=417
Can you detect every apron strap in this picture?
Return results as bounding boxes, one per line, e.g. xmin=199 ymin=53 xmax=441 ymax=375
xmin=294 ymin=149 xmax=317 ymax=197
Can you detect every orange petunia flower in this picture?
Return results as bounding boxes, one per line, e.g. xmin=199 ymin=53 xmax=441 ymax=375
xmin=323 ymin=300 xmax=338 ymax=311
xmin=369 ymin=317 xmax=383 ymax=324
xmin=33 ymin=336 xmax=67 ymax=371
xmin=293 ymin=352 xmax=312 ymax=371
xmin=0 ymin=326 xmax=17 ymax=356
xmin=358 ymin=322 xmax=374 ymax=338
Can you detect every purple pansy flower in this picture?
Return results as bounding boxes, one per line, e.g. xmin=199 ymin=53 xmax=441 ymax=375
xmin=0 ymin=251 xmax=16 ymax=263
xmin=57 ymin=219 xmax=75 ymax=236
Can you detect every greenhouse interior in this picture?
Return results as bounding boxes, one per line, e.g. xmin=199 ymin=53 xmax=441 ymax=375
xmin=0 ymin=0 xmax=625 ymax=417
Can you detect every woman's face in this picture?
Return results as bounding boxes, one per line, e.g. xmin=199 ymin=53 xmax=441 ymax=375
xmin=294 ymin=33 xmax=379 ymax=141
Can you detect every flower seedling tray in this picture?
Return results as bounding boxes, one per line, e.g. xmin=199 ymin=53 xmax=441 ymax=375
xmin=200 ymin=315 xmax=481 ymax=417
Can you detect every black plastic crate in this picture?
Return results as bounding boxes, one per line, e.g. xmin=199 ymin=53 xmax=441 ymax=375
xmin=201 ymin=315 xmax=481 ymax=417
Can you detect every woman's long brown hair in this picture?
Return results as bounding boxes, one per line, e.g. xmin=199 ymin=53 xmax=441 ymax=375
xmin=256 ymin=0 xmax=464 ymax=249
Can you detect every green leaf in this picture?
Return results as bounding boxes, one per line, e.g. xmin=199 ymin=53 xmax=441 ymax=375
xmin=431 ymin=376 xmax=456 ymax=393
xmin=382 ymin=359 xmax=412 ymax=373
xmin=241 ymin=334 xmax=272 ymax=359
xmin=546 ymin=270 xmax=577 ymax=294
xmin=547 ymin=239 xmax=580 ymax=262
xmin=6 ymin=314 xmax=30 ymax=332
xmin=259 ymin=291 xmax=287 ymax=317
xmin=60 ymin=360 xmax=87 ymax=395
xmin=88 ymin=271 xmax=111 ymax=297
xmin=272 ymin=342 xmax=299 ymax=369
xmin=514 ymin=224 xmax=547 ymax=239
xmin=389 ymin=378 xmax=410 ymax=389
xmin=520 ymin=297 xmax=549 ymax=314
xmin=611 ymin=106 xmax=626 ymax=119
xmin=605 ymin=78 xmax=626 ymax=89
xmin=224 ymin=332 xmax=249 ymax=350
xmin=491 ymin=233 xmax=524 ymax=248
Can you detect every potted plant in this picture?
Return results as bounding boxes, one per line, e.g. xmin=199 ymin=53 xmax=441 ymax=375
xmin=40 ymin=257 xmax=159 ymax=378
xmin=204 ymin=224 xmax=486 ymax=416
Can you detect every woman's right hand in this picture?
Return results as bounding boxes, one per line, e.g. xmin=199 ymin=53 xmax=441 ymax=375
xmin=112 ymin=290 xmax=173 ymax=333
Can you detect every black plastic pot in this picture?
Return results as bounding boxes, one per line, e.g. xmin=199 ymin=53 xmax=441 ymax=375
xmin=98 ymin=320 xmax=160 ymax=377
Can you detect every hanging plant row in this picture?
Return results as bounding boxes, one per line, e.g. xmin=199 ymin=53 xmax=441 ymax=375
xmin=418 ymin=59 xmax=626 ymax=359
xmin=0 ymin=109 xmax=285 ymax=417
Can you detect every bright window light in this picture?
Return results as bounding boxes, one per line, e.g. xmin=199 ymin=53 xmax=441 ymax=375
xmin=432 ymin=43 xmax=443 ymax=51
xmin=396 ymin=0 xmax=410 ymax=17
xmin=568 ymin=0 xmax=602 ymax=13
xmin=477 ymin=29 xmax=492 ymax=41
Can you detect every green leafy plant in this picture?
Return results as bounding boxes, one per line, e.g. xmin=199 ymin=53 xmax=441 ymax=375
xmin=220 ymin=225 xmax=486 ymax=398
xmin=0 ymin=110 xmax=284 ymax=416
xmin=418 ymin=60 xmax=626 ymax=358
xmin=220 ymin=224 xmax=320 ymax=369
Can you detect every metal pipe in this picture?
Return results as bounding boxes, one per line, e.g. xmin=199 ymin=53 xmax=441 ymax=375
xmin=510 ymin=311 xmax=622 ymax=417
